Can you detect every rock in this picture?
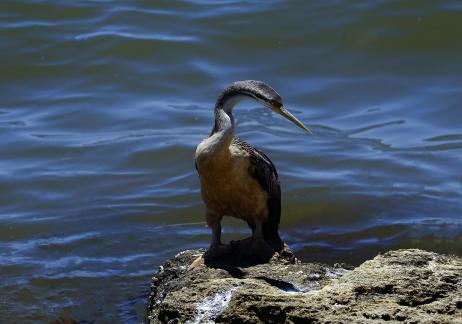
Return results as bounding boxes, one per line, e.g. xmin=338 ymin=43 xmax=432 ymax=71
xmin=147 ymin=248 xmax=462 ymax=323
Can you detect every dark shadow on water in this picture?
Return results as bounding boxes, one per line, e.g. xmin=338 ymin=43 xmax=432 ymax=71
xmin=51 ymin=317 xmax=95 ymax=324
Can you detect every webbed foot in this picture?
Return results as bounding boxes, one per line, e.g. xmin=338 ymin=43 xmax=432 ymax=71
xmin=204 ymin=243 xmax=232 ymax=260
xmin=248 ymin=237 xmax=276 ymax=260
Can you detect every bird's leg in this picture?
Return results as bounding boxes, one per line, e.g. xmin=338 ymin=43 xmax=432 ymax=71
xmin=211 ymin=221 xmax=222 ymax=247
xmin=253 ymin=219 xmax=264 ymax=241
xmin=204 ymin=217 xmax=232 ymax=259
xmin=236 ymin=221 xmax=261 ymax=247
xmin=248 ymin=219 xmax=276 ymax=259
xmin=239 ymin=220 xmax=263 ymax=245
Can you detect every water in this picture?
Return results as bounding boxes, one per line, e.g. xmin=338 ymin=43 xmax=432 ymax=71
xmin=1 ymin=0 xmax=461 ymax=322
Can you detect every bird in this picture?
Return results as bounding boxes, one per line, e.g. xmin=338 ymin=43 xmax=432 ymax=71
xmin=195 ymin=80 xmax=310 ymax=259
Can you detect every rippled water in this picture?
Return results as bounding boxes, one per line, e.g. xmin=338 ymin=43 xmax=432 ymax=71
xmin=1 ymin=0 xmax=462 ymax=322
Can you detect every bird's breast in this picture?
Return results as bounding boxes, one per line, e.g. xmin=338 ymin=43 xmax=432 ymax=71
xmin=195 ymin=145 xmax=268 ymax=222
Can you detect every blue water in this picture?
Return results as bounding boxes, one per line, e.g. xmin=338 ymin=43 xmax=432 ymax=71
xmin=1 ymin=0 xmax=461 ymax=322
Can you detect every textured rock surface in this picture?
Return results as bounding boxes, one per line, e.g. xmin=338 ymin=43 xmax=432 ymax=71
xmin=148 ymin=248 xmax=462 ymax=323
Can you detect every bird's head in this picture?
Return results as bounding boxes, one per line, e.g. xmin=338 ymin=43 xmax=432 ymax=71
xmin=225 ymin=80 xmax=311 ymax=134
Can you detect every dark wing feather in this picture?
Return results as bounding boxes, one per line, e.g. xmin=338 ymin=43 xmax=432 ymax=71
xmin=232 ymin=138 xmax=282 ymax=243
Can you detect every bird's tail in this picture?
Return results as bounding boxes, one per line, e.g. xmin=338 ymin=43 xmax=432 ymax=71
xmin=263 ymin=225 xmax=283 ymax=250
xmin=263 ymin=195 xmax=283 ymax=250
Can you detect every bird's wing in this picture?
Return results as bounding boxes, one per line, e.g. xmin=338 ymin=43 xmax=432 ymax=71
xmin=232 ymin=137 xmax=280 ymax=198
xmin=232 ymin=138 xmax=281 ymax=241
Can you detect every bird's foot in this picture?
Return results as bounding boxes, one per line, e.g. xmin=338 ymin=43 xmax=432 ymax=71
xmin=247 ymin=237 xmax=277 ymax=261
xmin=204 ymin=243 xmax=232 ymax=260
xmin=235 ymin=236 xmax=253 ymax=246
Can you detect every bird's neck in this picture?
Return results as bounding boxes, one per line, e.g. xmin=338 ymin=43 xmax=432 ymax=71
xmin=206 ymin=107 xmax=234 ymax=154
xmin=196 ymin=94 xmax=252 ymax=159
xmin=208 ymin=94 xmax=249 ymax=149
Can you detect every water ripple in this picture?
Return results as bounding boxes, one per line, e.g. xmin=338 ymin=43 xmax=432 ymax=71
xmin=74 ymin=30 xmax=197 ymax=42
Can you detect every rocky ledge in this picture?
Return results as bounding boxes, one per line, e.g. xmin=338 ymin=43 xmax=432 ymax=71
xmin=147 ymin=247 xmax=462 ymax=323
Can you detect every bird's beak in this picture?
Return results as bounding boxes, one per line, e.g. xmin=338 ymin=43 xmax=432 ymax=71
xmin=276 ymin=106 xmax=312 ymax=134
